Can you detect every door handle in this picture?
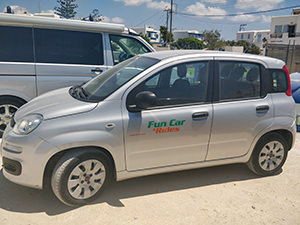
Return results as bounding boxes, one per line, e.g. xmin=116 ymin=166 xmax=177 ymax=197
xmin=256 ymin=105 xmax=269 ymax=112
xmin=192 ymin=112 xmax=209 ymax=120
xmin=91 ymin=68 xmax=103 ymax=73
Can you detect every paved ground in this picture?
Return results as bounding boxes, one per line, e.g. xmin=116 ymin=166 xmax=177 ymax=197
xmin=0 ymin=135 xmax=300 ymax=225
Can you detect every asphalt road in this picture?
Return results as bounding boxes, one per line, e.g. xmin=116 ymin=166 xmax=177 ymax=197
xmin=0 ymin=135 xmax=299 ymax=225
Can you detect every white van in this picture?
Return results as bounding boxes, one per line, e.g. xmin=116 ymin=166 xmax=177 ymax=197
xmin=0 ymin=13 xmax=154 ymax=136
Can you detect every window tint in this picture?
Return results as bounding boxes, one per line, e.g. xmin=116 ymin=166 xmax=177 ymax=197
xmin=219 ymin=61 xmax=261 ymax=101
xmin=270 ymin=69 xmax=288 ymax=93
xmin=34 ymin=28 xmax=103 ymax=65
xmin=0 ymin=26 xmax=34 ymax=62
xmin=128 ymin=61 xmax=209 ymax=107
xmin=110 ymin=35 xmax=151 ymax=65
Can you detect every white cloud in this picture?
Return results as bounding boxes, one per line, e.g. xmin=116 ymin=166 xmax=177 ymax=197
xmin=41 ymin=10 xmax=56 ymax=14
xmin=202 ymin=0 xmax=227 ymax=4
xmin=235 ymin=0 xmax=284 ymax=10
xmin=112 ymin=17 xmax=124 ymax=23
xmin=147 ymin=1 xmax=170 ymax=10
xmin=185 ymin=2 xmax=227 ymax=20
xmin=229 ymin=14 xmax=259 ymax=22
xmin=261 ymin=15 xmax=271 ymax=23
xmin=101 ymin=16 xmax=125 ymax=24
xmin=114 ymin=0 xmax=151 ymax=6
xmin=101 ymin=16 xmax=111 ymax=22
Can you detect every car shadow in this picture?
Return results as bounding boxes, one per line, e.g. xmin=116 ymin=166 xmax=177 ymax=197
xmin=0 ymin=163 xmax=266 ymax=215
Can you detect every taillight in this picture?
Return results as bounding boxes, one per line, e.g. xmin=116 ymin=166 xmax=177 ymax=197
xmin=282 ymin=65 xmax=292 ymax=96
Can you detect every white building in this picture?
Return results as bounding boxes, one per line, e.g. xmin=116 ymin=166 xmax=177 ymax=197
xmin=269 ymin=9 xmax=300 ymax=45
xmin=131 ymin=25 xmax=160 ymax=43
xmin=173 ymin=30 xmax=202 ymax=41
xmin=236 ymin=30 xmax=270 ymax=54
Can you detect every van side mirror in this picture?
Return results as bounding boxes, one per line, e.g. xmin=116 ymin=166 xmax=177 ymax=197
xmin=135 ymin=91 xmax=157 ymax=110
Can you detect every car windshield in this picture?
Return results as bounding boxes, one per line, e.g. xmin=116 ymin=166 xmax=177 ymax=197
xmin=70 ymin=56 xmax=159 ymax=102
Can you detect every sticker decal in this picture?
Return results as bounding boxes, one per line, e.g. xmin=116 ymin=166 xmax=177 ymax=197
xmin=148 ymin=119 xmax=186 ymax=134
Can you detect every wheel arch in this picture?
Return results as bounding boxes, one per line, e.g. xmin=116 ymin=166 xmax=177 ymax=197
xmin=43 ymin=146 xmax=117 ymax=189
xmin=0 ymin=95 xmax=27 ymax=104
xmin=257 ymin=129 xmax=294 ymax=151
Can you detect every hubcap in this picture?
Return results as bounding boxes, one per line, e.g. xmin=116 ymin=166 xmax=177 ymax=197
xmin=258 ymin=141 xmax=285 ymax=171
xmin=0 ymin=104 xmax=18 ymax=132
xmin=67 ymin=159 xmax=106 ymax=200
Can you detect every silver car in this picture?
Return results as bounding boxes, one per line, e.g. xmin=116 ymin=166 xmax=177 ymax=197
xmin=1 ymin=50 xmax=296 ymax=206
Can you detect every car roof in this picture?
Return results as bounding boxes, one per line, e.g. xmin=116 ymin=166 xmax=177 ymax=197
xmin=143 ymin=50 xmax=285 ymax=69
xmin=0 ymin=13 xmax=125 ymax=33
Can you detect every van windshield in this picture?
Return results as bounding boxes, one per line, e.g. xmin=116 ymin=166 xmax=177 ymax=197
xmin=70 ymin=56 xmax=159 ymax=102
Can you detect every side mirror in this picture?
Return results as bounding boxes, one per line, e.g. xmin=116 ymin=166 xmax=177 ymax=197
xmin=135 ymin=91 xmax=157 ymax=110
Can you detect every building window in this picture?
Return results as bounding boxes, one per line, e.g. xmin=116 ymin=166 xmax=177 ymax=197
xmin=248 ymin=34 xmax=250 ymax=39
xmin=274 ymin=25 xmax=283 ymax=34
xmin=241 ymin=34 xmax=244 ymax=39
xmin=283 ymin=25 xmax=289 ymax=33
xmin=288 ymin=25 xmax=296 ymax=38
xmin=257 ymin=34 xmax=262 ymax=42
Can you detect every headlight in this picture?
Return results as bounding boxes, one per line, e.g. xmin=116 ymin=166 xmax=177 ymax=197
xmin=13 ymin=114 xmax=43 ymax=135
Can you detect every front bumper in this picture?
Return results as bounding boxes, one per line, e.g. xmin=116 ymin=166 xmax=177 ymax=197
xmin=1 ymin=126 xmax=58 ymax=189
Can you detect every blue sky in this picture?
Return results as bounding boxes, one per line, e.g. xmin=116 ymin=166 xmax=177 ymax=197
xmin=1 ymin=0 xmax=299 ymax=40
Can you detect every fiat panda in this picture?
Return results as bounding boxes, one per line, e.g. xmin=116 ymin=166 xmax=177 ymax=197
xmin=1 ymin=50 xmax=296 ymax=206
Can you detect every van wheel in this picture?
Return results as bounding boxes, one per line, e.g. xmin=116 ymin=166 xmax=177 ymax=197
xmin=247 ymin=133 xmax=288 ymax=176
xmin=51 ymin=149 xmax=112 ymax=207
xmin=0 ymin=97 xmax=26 ymax=138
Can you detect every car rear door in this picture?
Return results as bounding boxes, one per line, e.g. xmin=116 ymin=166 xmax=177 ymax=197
xmin=206 ymin=58 xmax=273 ymax=160
xmin=34 ymin=28 xmax=109 ymax=95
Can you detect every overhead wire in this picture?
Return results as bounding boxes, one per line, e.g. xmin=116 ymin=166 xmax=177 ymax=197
xmin=175 ymin=4 xmax=300 ymax=18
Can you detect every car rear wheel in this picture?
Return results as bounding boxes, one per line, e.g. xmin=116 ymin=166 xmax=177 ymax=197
xmin=0 ymin=97 xmax=26 ymax=138
xmin=51 ymin=149 xmax=112 ymax=207
xmin=247 ymin=133 xmax=288 ymax=176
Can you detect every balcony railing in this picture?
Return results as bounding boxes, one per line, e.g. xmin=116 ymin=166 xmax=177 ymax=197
xmin=270 ymin=33 xmax=283 ymax=38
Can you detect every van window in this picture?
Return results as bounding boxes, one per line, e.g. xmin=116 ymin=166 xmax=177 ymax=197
xmin=219 ymin=61 xmax=261 ymax=101
xmin=0 ymin=26 xmax=34 ymax=62
xmin=127 ymin=61 xmax=209 ymax=107
xmin=110 ymin=35 xmax=151 ymax=65
xmin=34 ymin=28 xmax=103 ymax=65
xmin=270 ymin=70 xmax=288 ymax=93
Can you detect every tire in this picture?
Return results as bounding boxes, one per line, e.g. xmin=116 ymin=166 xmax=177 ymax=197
xmin=51 ymin=149 xmax=113 ymax=207
xmin=247 ymin=133 xmax=288 ymax=176
xmin=0 ymin=97 xmax=26 ymax=138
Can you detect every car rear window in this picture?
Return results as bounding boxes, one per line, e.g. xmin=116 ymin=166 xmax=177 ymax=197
xmin=270 ymin=69 xmax=288 ymax=93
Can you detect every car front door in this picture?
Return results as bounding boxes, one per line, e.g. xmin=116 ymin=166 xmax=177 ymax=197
xmin=122 ymin=59 xmax=213 ymax=171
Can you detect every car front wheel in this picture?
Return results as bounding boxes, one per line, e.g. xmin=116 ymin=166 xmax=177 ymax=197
xmin=51 ymin=149 xmax=113 ymax=206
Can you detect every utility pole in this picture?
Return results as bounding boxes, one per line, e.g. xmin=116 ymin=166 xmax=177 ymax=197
xmin=169 ymin=0 xmax=173 ymax=47
xmin=164 ymin=8 xmax=169 ymax=30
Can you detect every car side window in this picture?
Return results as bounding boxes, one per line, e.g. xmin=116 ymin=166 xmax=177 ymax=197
xmin=127 ymin=61 xmax=209 ymax=108
xmin=270 ymin=70 xmax=288 ymax=93
xmin=219 ymin=61 xmax=261 ymax=101
xmin=0 ymin=26 xmax=34 ymax=62
xmin=34 ymin=28 xmax=104 ymax=65
xmin=110 ymin=35 xmax=151 ymax=65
